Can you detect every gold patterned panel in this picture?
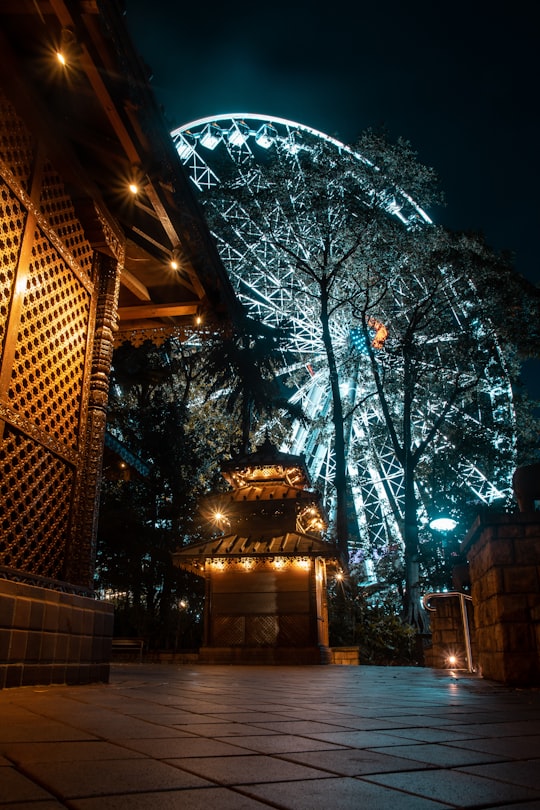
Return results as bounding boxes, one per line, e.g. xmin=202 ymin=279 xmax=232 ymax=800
xmin=39 ymin=161 xmax=94 ymax=279
xmin=0 ymin=181 xmax=26 ymax=355
xmin=246 ymin=615 xmax=279 ymax=646
xmin=276 ymin=614 xmax=310 ymax=646
xmin=212 ymin=615 xmax=246 ymax=646
xmin=0 ymin=424 xmax=72 ymax=578
xmin=7 ymin=227 xmax=91 ymax=450
xmin=0 ymin=94 xmax=33 ymax=191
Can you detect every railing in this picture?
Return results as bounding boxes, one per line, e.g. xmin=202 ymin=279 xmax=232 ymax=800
xmin=423 ymin=591 xmax=474 ymax=672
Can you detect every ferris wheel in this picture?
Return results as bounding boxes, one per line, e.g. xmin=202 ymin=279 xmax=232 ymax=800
xmin=171 ymin=114 xmax=516 ymax=565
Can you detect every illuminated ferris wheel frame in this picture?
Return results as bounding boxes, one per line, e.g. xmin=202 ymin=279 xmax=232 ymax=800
xmin=171 ymin=113 xmax=515 ymax=565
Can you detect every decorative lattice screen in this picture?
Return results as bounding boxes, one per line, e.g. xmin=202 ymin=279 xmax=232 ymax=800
xmin=0 ymin=91 xmax=95 ymax=580
xmin=0 ymin=424 xmax=72 ymax=577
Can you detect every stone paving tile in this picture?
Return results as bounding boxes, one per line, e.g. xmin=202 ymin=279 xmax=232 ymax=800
xmin=444 ymin=720 xmax=540 ymax=738
xmin=446 ymin=735 xmax=540 ymax=759
xmin=122 ymin=708 xmax=220 ymax=724
xmin=297 ymin=728 xmax=426 ymax=747
xmin=320 ymin=713 xmax=458 ymax=730
xmin=237 ymin=776 xmax=453 ymax=809
xmin=246 ymin=719 xmax=356 ymax=735
xmin=119 ymin=736 xmax=250 ymax=758
xmin=438 ymin=711 xmax=540 ymax=725
xmin=363 ymin=767 xmax=540 ymax=807
xmin=70 ymin=786 xmax=275 ymax=809
xmin=178 ymin=722 xmax=282 ymax=737
xmin=62 ymin=718 xmax=199 ymax=739
xmin=166 ymin=753 xmax=333 ymax=786
xmin=458 ymin=761 xmax=540 ymax=791
xmin=367 ymin=742 xmax=506 ymax=767
xmin=0 ymin=721 xmax=97 ymax=743
xmin=370 ymin=725 xmax=479 ymax=743
xmin=482 ymin=804 xmax=540 ymax=810
xmin=215 ymin=733 xmax=346 ymax=755
xmin=19 ymin=758 xmax=213 ymax=799
xmin=1 ymin=740 xmax=145 ymax=764
xmin=275 ymin=746 xmax=439 ymax=776
xmin=1 ymin=765 xmax=59 ymax=803
xmin=206 ymin=711 xmax=295 ymax=722
xmin=3 ymin=665 xmax=540 ymax=809
xmin=2 ymin=802 xmax=66 ymax=809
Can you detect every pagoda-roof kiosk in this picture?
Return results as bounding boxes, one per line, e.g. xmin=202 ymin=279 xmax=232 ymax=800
xmin=173 ymin=437 xmax=340 ymax=664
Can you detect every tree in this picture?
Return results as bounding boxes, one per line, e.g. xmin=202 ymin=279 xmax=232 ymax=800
xmin=96 ymin=340 xmax=223 ymax=648
xmin=351 ymin=226 xmax=540 ymax=628
xmin=201 ymin=311 xmax=304 ymax=455
xmin=202 ymin=131 xmax=441 ymax=567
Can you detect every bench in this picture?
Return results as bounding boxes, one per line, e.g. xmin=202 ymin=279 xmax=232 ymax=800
xmin=111 ymin=638 xmax=144 ymax=662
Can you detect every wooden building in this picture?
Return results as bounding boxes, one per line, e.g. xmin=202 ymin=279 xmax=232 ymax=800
xmin=173 ymin=437 xmax=340 ymax=664
xmin=0 ymin=0 xmax=236 ymax=688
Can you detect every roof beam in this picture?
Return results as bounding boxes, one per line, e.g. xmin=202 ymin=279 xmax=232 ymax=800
xmin=119 ymin=267 xmax=151 ymax=301
xmin=118 ymin=302 xmax=199 ymax=321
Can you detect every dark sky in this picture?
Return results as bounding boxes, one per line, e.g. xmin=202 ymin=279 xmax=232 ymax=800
xmin=125 ymin=0 xmax=538 ymax=291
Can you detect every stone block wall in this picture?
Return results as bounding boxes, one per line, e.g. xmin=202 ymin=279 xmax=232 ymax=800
xmin=331 ymin=646 xmax=360 ymax=665
xmin=462 ymin=514 xmax=540 ymax=686
xmin=424 ymin=594 xmax=475 ymax=670
xmin=0 ymin=577 xmax=114 ymax=689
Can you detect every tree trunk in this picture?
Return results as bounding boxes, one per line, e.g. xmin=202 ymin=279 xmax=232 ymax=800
xmin=402 ymin=468 xmax=427 ymax=631
xmin=401 ymin=364 xmax=427 ymax=631
xmin=320 ymin=279 xmax=349 ymax=565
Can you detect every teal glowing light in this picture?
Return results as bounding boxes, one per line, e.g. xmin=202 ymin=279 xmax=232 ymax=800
xmin=350 ymin=328 xmax=367 ymax=353
xmin=430 ymin=517 xmax=457 ymax=532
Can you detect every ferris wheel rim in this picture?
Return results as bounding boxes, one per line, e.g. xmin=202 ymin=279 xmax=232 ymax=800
xmin=172 ymin=112 xmax=433 ymax=225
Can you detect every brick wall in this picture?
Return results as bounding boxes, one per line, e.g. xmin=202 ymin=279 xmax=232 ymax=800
xmin=424 ymin=593 xmax=475 ymax=671
xmin=462 ymin=514 xmax=540 ymax=686
xmin=0 ymin=577 xmax=113 ymax=689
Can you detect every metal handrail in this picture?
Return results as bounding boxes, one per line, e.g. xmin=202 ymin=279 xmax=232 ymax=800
xmin=423 ymin=591 xmax=474 ymax=672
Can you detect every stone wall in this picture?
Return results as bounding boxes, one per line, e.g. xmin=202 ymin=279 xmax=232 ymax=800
xmin=331 ymin=646 xmax=360 ymax=665
xmin=424 ymin=593 xmax=475 ymax=671
xmin=462 ymin=513 xmax=540 ymax=686
xmin=0 ymin=577 xmax=113 ymax=689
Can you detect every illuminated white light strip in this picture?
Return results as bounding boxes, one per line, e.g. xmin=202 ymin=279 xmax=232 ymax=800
xmin=171 ymin=113 xmax=433 ymax=224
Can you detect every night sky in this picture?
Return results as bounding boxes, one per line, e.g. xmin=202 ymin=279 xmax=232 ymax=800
xmin=124 ymin=0 xmax=539 ymax=393
xmin=125 ymin=1 xmax=537 ymax=281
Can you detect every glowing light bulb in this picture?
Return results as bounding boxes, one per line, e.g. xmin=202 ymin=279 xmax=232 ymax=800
xmin=56 ymin=51 xmax=66 ymax=66
xmin=430 ymin=517 xmax=457 ymax=532
xmin=170 ymin=260 xmax=179 ymax=270
xmin=129 ymin=183 xmax=138 ymax=195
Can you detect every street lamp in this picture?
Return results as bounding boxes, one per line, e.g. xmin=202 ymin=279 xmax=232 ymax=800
xmin=429 ymin=516 xmax=457 ymax=532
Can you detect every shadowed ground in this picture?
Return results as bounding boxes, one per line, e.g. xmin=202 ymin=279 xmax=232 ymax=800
xmin=1 ymin=664 xmax=540 ymax=809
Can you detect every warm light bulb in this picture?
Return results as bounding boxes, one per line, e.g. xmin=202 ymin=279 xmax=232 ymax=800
xmin=129 ymin=183 xmax=138 ymax=195
xmin=56 ymin=51 xmax=66 ymax=66
xmin=170 ymin=260 xmax=179 ymax=270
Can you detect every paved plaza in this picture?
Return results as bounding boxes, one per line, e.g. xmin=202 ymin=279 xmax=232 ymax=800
xmin=1 ymin=663 xmax=540 ymax=809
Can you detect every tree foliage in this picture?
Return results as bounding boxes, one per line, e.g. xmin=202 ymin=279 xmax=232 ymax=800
xmin=200 ymin=312 xmax=304 ymax=454
xmin=96 ymin=339 xmax=224 ymax=648
xmin=199 ymin=129 xmax=540 ymax=628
